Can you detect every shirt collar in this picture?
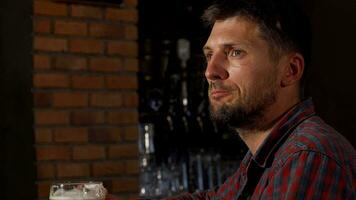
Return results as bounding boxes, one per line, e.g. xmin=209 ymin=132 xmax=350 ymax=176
xmin=243 ymin=98 xmax=316 ymax=168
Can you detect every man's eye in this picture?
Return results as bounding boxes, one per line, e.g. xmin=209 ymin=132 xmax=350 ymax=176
xmin=229 ymin=49 xmax=243 ymax=57
xmin=205 ymin=53 xmax=212 ymax=61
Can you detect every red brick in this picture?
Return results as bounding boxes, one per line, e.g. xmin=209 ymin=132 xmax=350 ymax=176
xmin=34 ymin=54 xmax=51 ymax=69
xmin=53 ymin=127 xmax=88 ymax=143
xmin=124 ymin=58 xmax=138 ymax=72
xmin=92 ymin=161 xmax=125 ymax=177
xmin=34 ymin=73 xmax=70 ymax=88
xmin=107 ymin=41 xmax=138 ymax=57
xmin=89 ymin=23 xmax=124 ymax=38
xmin=35 ymin=110 xmax=70 ymax=125
xmin=34 ymin=19 xmax=51 ymax=33
xmin=126 ymin=160 xmax=139 ymax=174
xmin=125 ymin=25 xmax=138 ymax=40
xmin=111 ymin=178 xmax=138 ymax=193
xmin=72 ymin=75 xmax=105 ymax=89
xmin=37 ymin=182 xmax=51 ymax=198
xmin=54 ymin=56 xmax=87 ymax=71
xmin=108 ymin=144 xmax=138 ymax=158
xmin=106 ymin=75 xmax=138 ymax=90
xmin=90 ymin=93 xmax=122 ymax=107
xmin=57 ymin=163 xmax=90 ymax=178
xmin=71 ymin=4 xmax=103 ymax=19
xmin=34 ymin=36 xmax=67 ymax=52
xmin=36 ymin=146 xmax=71 ymax=161
xmin=105 ymin=8 xmax=138 ymax=22
xmin=107 ymin=111 xmax=138 ymax=125
xmin=35 ymin=128 xmax=53 ymax=143
xmin=54 ymin=20 xmax=87 ymax=36
xmin=128 ymin=195 xmax=138 ymax=200
xmin=124 ymin=0 xmax=138 ymax=7
xmin=69 ymin=39 xmax=103 ymax=54
xmin=34 ymin=1 xmax=68 ymax=16
xmin=123 ymin=92 xmax=138 ymax=108
xmin=89 ymin=57 xmax=122 ymax=72
xmin=73 ymin=145 xmax=106 ymax=160
xmin=53 ymin=92 xmax=88 ymax=107
xmin=71 ymin=111 xmax=105 ymax=125
xmin=33 ymin=92 xmax=52 ymax=107
xmin=102 ymin=180 xmax=113 ymax=192
xmin=37 ymin=163 xmax=55 ymax=179
xmin=88 ymin=127 xmax=122 ymax=143
xmin=123 ymin=126 xmax=138 ymax=141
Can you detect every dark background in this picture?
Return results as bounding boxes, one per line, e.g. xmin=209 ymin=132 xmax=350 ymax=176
xmin=309 ymin=0 xmax=356 ymax=146
xmin=1 ymin=0 xmax=35 ymax=199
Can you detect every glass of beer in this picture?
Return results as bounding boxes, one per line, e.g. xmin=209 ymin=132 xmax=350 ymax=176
xmin=49 ymin=182 xmax=107 ymax=200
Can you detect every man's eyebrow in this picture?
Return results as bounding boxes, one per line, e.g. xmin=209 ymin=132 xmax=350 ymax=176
xmin=222 ymin=42 xmax=250 ymax=48
xmin=202 ymin=46 xmax=211 ymax=52
xmin=202 ymin=42 xmax=251 ymax=52
xmin=202 ymin=44 xmax=232 ymax=52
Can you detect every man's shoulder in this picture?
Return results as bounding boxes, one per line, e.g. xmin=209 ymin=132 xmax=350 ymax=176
xmin=276 ymin=115 xmax=356 ymax=167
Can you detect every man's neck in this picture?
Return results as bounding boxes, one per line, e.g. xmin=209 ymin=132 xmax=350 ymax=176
xmin=238 ymin=96 xmax=300 ymax=155
xmin=237 ymin=124 xmax=274 ymax=155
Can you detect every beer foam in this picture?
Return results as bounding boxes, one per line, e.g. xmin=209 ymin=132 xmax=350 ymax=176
xmin=49 ymin=183 xmax=106 ymax=200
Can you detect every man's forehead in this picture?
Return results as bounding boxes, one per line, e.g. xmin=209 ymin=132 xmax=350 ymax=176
xmin=215 ymin=15 xmax=260 ymax=29
xmin=203 ymin=17 xmax=261 ymax=50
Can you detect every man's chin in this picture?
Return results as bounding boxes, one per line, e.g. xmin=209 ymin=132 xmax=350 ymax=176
xmin=210 ymin=105 xmax=235 ymax=124
xmin=209 ymin=103 xmax=257 ymax=128
xmin=209 ymin=99 xmax=233 ymax=111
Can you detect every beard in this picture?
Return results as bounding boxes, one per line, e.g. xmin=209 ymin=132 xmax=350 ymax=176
xmin=209 ymin=76 xmax=278 ymax=131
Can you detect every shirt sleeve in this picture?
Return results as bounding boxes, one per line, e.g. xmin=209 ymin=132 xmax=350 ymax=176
xmin=265 ymin=150 xmax=355 ymax=200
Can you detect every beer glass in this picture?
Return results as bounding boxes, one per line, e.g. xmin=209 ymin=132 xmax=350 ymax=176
xmin=49 ymin=182 xmax=107 ymax=200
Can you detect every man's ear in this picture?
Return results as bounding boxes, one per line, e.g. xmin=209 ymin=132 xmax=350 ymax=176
xmin=281 ymin=53 xmax=304 ymax=87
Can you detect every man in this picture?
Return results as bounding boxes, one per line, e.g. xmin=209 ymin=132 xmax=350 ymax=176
xmin=164 ymin=0 xmax=356 ymax=199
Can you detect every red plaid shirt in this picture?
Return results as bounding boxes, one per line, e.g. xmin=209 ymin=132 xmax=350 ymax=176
xmin=166 ymin=99 xmax=356 ymax=199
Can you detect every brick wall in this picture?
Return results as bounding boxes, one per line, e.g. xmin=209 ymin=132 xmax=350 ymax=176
xmin=33 ymin=0 xmax=139 ymax=199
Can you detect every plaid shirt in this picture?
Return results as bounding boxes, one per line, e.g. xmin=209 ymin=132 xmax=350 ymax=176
xmin=166 ymin=99 xmax=356 ymax=200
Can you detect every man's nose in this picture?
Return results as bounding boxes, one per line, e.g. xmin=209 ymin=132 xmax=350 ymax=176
xmin=204 ymin=52 xmax=229 ymax=81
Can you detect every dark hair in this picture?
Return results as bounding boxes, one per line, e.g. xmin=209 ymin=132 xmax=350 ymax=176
xmin=202 ymin=0 xmax=312 ymax=97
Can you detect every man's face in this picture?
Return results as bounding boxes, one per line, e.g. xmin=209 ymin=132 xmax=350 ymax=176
xmin=203 ymin=17 xmax=281 ymax=130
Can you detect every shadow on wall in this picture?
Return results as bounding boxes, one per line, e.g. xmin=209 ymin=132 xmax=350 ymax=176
xmin=308 ymin=0 xmax=356 ymax=147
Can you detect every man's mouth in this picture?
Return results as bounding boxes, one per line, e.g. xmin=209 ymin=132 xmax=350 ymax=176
xmin=210 ymin=89 xmax=231 ymax=99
